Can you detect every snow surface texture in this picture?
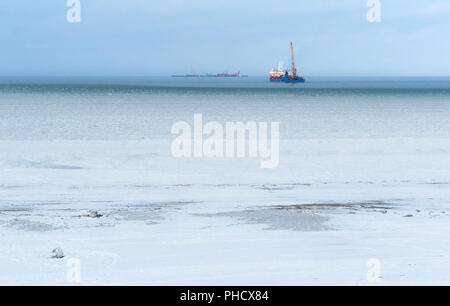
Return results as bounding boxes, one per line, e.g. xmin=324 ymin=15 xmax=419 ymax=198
xmin=1 ymin=84 xmax=450 ymax=285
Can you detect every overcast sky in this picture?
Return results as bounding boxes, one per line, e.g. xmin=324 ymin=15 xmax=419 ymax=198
xmin=1 ymin=0 xmax=449 ymax=76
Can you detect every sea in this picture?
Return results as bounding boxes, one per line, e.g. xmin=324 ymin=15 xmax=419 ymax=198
xmin=1 ymin=76 xmax=450 ymax=141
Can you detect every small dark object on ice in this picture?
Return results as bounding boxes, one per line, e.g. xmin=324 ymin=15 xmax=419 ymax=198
xmin=51 ymin=247 xmax=64 ymax=259
xmin=88 ymin=210 xmax=103 ymax=218
xmin=403 ymin=214 xmax=414 ymax=218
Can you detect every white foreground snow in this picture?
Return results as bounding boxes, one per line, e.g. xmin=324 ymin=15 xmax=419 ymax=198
xmin=1 ymin=138 xmax=450 ymax=285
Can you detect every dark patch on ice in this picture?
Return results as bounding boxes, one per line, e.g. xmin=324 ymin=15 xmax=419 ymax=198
xmin=47 ymin=208 xmax=78 ymax=212
xmin=24 ymin=161 xmax=83 ymax=170
xmin=197 ymin=200 xmax=398 ymax=231
xmin=249 ymin=181 xmax=388 ymax=190
xmin=109 ymin=201 xmax=195 ymax=224
xmin=197 ymin=208 xmax=330 ymax=231
xmin=0 ymin=207 xmax=33 ymax=213
xmin=7 ymin=218 xmax=56 ymax=231
xmin=112 ymin=208 xmax=164 ymax=223
xmin=252 ymin=183 xmax=312 ymax=190
xmin=0 ymin=185 xmax=25 ymax=189
xmin=253 ymin=184 xmax=296 ymax=191
xmin=160 ymin=183 xmax=316 ymax=190
xmin=129 ymin=184 xmax=158 ymax=189
xmin=273 ymin=203 xmax=354 ymax=210
xmin=283 ymin=183 xmax=313 ymax=186
xmin=120 ymin=201 xmax=196 ymax=208
xmin=271 ymin=200 xmax=396 ymax=212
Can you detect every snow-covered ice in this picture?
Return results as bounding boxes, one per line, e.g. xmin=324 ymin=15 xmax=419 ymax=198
xmin=1 ymin=82 xmax=450 ymax=285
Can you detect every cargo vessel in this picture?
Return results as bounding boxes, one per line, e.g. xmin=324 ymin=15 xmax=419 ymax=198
xmin=172 ymin=72 xmax=247 ymax=78
xmin=269 ymin=42 xmax=305 ymax=83
xmin=172 ymin=74 xmax=200 ymax=77
xmin=212 ymin=72 xmax=241 ymax=77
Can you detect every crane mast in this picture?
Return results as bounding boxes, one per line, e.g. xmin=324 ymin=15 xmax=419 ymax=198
xmin=290 ymin=42 xmax=297 ymax=78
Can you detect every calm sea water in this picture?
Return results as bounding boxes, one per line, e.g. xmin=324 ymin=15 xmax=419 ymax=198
xmin=1 ymin=76 xmax=450 ymax=140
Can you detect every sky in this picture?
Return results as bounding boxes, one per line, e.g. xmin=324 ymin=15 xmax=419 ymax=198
xmin=0 ymin=0 xmax=449 ymax=76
